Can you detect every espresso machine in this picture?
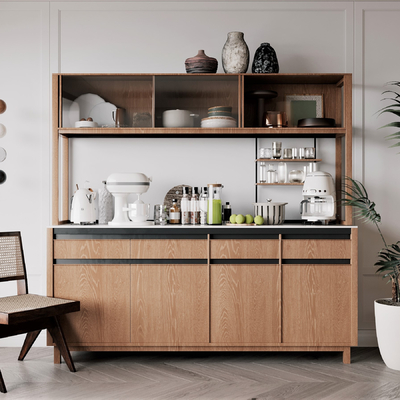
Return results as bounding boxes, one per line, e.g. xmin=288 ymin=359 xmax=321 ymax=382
xmin=300 ymin=171 xmax=336 ymax=224
xmin=106 ymin=172 xmax=153 ymax=226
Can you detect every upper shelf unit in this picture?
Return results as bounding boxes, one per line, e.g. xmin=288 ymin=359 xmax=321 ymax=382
xmin=54 ymin=73 xmax=351 ymax=138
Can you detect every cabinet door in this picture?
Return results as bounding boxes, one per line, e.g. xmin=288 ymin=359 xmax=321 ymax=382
xmin=282 ymin=264 xmax=351 ymax=344
xmin=54 ymin=264 xmax=131 ymax=343
xmin=211 ymin=264 xmax=280 ymax=343
xmin=131 ymin=264 xmax=209 ymax=344
xmin=54 ymin=240 xmax=130 ymax=259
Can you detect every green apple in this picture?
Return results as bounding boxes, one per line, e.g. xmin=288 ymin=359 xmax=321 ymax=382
xmin=229 ymin=214 xmax=237 ymax=224
xmin=254 ymin=215 xmax=264 ymax=225
xmin=245 ymin=214 xmax=254 ymax=224
xmin=235 ymin=214 xmax=245 ymax=224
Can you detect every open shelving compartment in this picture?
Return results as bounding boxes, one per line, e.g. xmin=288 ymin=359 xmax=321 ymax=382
xmin=52 ymin=72 xmax=352 ymax=225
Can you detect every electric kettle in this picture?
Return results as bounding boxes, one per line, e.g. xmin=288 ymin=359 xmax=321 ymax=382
xmin=70 ymin=185 xmax=97 ymax=224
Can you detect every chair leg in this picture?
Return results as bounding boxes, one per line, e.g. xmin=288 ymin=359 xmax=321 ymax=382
xmin=47 ymin=316 xmax=76 ymax=372
xmin=0 ymin=370 xmax=6 ymax=393
xmin=18 ymin=330 xmax=42 ymax=361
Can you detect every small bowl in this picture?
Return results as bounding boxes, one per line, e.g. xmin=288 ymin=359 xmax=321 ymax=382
xmin=208 ymin=106 xmax=232 ymax=113
xmin=208 ymin=111 xmax=232 ymax=117
xmin=75 ymin=120 xmax=98 ymax=128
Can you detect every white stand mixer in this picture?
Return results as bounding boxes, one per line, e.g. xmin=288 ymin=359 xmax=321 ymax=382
xmin=106 ymin=172 xmax=153 ymax=226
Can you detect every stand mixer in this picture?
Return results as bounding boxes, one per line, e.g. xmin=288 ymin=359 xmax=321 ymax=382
xmin=106 ymin=172 xmax=153 ymax=226
xmin=300 ymin=171 xmax=336 ymax=224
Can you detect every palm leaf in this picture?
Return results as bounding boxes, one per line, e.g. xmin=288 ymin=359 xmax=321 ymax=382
xmin=340 ymin=177 xmax=381 ymax=224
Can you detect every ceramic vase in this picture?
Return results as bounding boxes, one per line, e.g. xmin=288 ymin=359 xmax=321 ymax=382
xmin=185 ymin=50 xmax=218 ymax=73
xmin=375 ymin=299 xmax=400 ymax=370
xmin=252 ymin=43 xmax=279 ymax=73
xmin=98 ymin=181 xmax=114 ymax=224
xmin=222 ymin=32 xmax=249 ymax=73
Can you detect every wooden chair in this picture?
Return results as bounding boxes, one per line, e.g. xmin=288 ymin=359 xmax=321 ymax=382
xmin=0 ymin=231 xmax=80 ymax=393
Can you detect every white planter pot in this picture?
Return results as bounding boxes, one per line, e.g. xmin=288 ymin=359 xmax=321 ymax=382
xmin=374 ymin=299 xmax=400 ymax=370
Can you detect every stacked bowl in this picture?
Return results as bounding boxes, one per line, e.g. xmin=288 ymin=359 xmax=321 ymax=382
xmin=201 ymin=106 xmax=236 ymax=128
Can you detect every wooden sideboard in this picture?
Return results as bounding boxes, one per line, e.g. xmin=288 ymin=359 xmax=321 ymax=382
xmin=48 ymin=226 xmax=357 ymax=364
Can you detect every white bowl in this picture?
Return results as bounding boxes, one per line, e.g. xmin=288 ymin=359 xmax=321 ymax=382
xmin=201 ymin=116 xmax=237 ymax=128
xmin=75 ymin=120 xmax=98 ymax=128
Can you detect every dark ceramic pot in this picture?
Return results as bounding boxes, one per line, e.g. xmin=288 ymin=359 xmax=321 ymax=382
xmin=252 ymin=43 xmax=279 ymax=73
xmin=185 ymin=50 xmax=218 ymax=73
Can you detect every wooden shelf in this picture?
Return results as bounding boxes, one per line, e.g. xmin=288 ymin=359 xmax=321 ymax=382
xmin=58 ymin=127 xmax=346 ymax=138
xmin=256 ymin=158 xmax=322 ymax=162
xmin=256 ymin=182 xmax=303 ymax=186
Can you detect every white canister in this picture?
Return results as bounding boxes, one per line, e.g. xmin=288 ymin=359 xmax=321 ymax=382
xmin=162 ymin=109 xmax=198 ymax=128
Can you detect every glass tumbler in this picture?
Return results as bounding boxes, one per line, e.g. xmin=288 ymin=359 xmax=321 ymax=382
xmin=283 ymin=148 xmax=292 ymax=159
xmin=305 ymin=147 xmax=316 ymax=159
xmin=272 ymin=142 xmax=282 ymax=159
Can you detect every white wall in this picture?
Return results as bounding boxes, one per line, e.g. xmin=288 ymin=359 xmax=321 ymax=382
xmin=0 ymin=1 xmax=398 ymax=346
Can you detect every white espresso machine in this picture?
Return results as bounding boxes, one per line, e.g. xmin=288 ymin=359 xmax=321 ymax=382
xmin=300 ymin=171 xmax=336 ymax=224
xmin=106 ymin=172 xmax=153 ymax=226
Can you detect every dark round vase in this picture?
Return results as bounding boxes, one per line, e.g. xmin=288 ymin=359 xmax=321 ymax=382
xmin=252 ymin=43 xmax=279 ymax=73
xmin=185 ymin=50 xmax=218 ymax=73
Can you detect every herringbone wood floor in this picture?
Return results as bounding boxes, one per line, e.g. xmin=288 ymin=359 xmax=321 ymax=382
xmin=1 ymin=347 xmax=399 ymax=399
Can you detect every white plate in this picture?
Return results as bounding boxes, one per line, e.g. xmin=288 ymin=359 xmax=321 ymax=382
xmin=74 ymin=93 xmax=105 ymax=120
xmin=75 ymin=121 xmax=98 ymax=128
xmin=89 ymin=102 xmax=117 ymax=127
xmin=62 ymin=98 xmax=80 ymax=127
xmin=201 ymin=117 xmax=237 ymax=128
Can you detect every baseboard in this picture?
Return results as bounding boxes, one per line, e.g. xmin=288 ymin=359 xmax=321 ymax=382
xmin=358 ymin=329 xmax=378 ymax=347
xmin=1 ymin=331 xmax=377 ymax=348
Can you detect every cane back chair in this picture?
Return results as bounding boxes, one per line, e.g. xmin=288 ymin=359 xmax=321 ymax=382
xmin=0 ymin=231 xmax=80 ymax=393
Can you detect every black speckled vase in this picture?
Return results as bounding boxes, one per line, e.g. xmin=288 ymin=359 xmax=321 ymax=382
xmin=252 ymin=43 xmax=279 ymax=73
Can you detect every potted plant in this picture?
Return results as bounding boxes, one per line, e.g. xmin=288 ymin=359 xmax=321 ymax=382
xmin=342 ymin=81 xmax=400 ymax=370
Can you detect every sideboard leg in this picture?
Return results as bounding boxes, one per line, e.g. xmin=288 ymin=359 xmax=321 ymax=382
xmin=343 ymin=347 xmax=351 ymax=364
xmin=54 ymin=346 xmax=61 ymax=364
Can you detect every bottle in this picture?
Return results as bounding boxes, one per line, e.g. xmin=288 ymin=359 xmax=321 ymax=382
xmin=266 ymin=164 xmax=277 ymax=183
xmin=98 ymin=181 xmax=113 ymax=224
xmin=169 ymin=199 xmax=180 ymax=224
xmin=259 ymin=162 xmax=267 ymax=183
xmin=207 ymin=183 xmax=223 ymax=225
xmin=224 ymin=202 xmax=232 ymax=224
xmin=277 ymin=162 xmax=287 ymax=183
xmin=180 ymin=186 xmax=190 ymax=225
xmin=190 ymin=187 xmax=200 ymax=225
xmin=199 ymin=187 xmax=208 ymax=225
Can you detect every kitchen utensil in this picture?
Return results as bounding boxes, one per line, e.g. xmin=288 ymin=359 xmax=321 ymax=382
xmin=288 ymin=169 xmax=304 ymax=183
xmin=207 ymin=183 xmax=223 ymax=225
xmin=262 ymin=111 xmax=287 ymax=127
xmin=305 ymin=147 xmax=316 ymax=159
xmin=300 ymin=171 xmax=336 ymax=223
xmin=154 ymin=204 xmax=168 ymax=225
xmin=283 ymin=148 xmax=292 ymax=159
xmin=106 ymin=172 xmax=153 ymax=226
xmin=123 ymin=202 xmax=150 ymax=223
xmin=112 ymin=108 xmax=125 ymax=128
xmin=74 ymin=120 xmax=98 ymax=128
xmin=89 ymin=102 xmax=118 ymax=127
xmin=70 ymin=186 xmax=97 ymax=224
xmin=163 ymin=109 xmax=199 ymax=128
xmin=201 ymin=116 xmax=236 ymax=128
xmin=266 ymin=164 xmax=277 ymax=183
xmin=297 ymin=118 xmax=336 ymax=127
xmin=277 ymin=162 xmax=287 ymax=183
xmin=272 ymin=142 xmax=282 ymax=159
xmin=132 ymin=112 xmax=152 ymax=127
xmin=253 ymin=199 xmax=287 ymax=225
xmin=259 ymin=162 xmax=266 ymax=183
xmin=74 ymin=93 xmax=105 ymax=120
